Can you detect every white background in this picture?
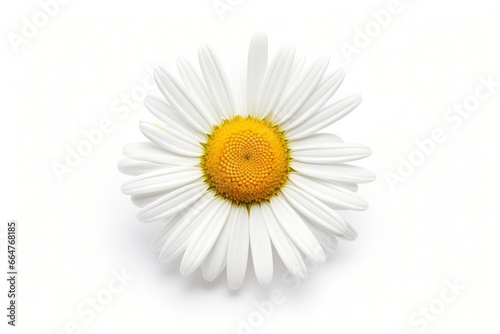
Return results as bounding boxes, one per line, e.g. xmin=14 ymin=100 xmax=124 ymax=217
xmin=2 ymin=0 xmax=500 ymax=333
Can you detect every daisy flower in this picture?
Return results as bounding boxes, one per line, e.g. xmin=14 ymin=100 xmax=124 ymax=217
xmin=118 ymin=33 xmax=374 ymax=289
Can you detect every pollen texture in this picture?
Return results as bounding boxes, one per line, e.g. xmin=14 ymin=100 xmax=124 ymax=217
xmin=202 ymin=116 xmax=290 ymax=204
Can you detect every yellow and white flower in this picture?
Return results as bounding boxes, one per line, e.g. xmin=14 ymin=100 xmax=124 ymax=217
xmin=118 ymin=33 xmax=374 ymax=289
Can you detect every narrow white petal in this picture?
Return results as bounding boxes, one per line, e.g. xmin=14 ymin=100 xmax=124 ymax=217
xmin=227 ymin=206 xmax=250 ymax=290
xmin=140 ymin=122 xmax=202 ymax=157
xmin=306 ymin=222 xmax=339 ymax=252
xmin=257 ymin=44 xmax=296 ymax=119
xmin=144 ymin=95 xmax=205 ymax=142
xmin=249 ymin=205 xmax=273 ymax=286
xmin=282 ymin=69 xmax=345 ymax=130
xmin=246 ymin=33 xmax=268 ymax=116
xmin=287 ymin=94 xmax=363 ymax=140
xmin=261 ymin=203 xmax=306 ymax=279
xmin=121 ymin=166 xmax=202 ymax=196
xmin=288 ymin=235 xmax=307 ymax=275
xmin=202 ymin=218 xmax=233 ymax=282
xmin=198 ymin=45 xmax=235 ymax=119
xmin=338 ymin=222 xmax=358 ymax=241
xmin=289 ymin=133 xmax=343 ymax=150
xmin=291 ymin=134 xmax=346 ymax=151
xmin=123 ymin=142 xmax=197 ymax=166
xmin=292 ymin=143 xmax=372 ymax=164
xmin=151 ymin=213 xmax=184 ymax=250
xmin=176 ymin=56 xmax=220 ymax=125
xmin=289 ymin=173 xmax=368 ymax=210
xmin=159 ymin=195 xmax=218 ymax=262
xmin=131 ymin=192 xmax=165 ymax=208
xmin=117 ymin=159 xmax=165 ymax=176
xmin=154 ymin=68 xmax=211 ymax=133
xmin=291 ymin=161 xmax=376 ymax=184
xmin=282 ymin=184 xmax=349 ymax=235
xmin=180 ymin=201 xmax=232 ymax=276
xmin=137 ymin=181 xmax=206 ymax=222
xmin=232 ymin=56 xmax=247 ymax=118
xmin=270 ymin=196 xmax=326 ymax=263
xmin=278 ymin=52 xmax=306 ymax=105
xmin=297 ymin=69 xmax=345 ymax=114
xmin=273 ymin=55 xmax=330 ymax=124
xmin=330 ymin=181 xmax=359 ymax=193
xmin=142 ymin=100 xmax=202 ymax=146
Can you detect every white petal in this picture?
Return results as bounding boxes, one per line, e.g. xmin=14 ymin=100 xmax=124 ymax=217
xmin=289 ymin=173 xmax=368 ymax=210
xmin=144 ymin=95 xmax=205 ymax=143
xmin=180 ymin=201 xmax=232 ymax=276
xmin=176 ymin=56 xmax=220 ymax=125
xmin=278 ymin=52 xmax=306 ymax=105
xmin=291 ymin=161 xmax=376 ymax=184
xmin=287 ymin=94 xmax=362 ymax=140
xmin=249 ymin=205 xmax=273 ymax=286
xmin=151 ymin=213 xmax=184 ymax=250
xmin=273 ymin=55 xmax=330 ymax=124
xmin=281 ymin=69 xmax=345 ymax=130
xmin=202 ymin=218 xmax=233 ymax=282
xmin=282 ymin=184 xmax=349 ymax=235
xmin=117 ymin=159 xmax=165 ymax=176
xmin=291 ymin=134 xmax=346 ymax=150
xmin=246 ymin=33 xmax=268 ymax=116
xmin=159 ymin=195 xmax=218 ymax=262
xmin=297 ymin=69 xmax=345 ymax=114
xmin=232 ymin=56 xmax=247 ymax=118
xmin=140 ymin=122 xmax=202 ymax=157
xmin=257 ymin=44 xmax=296 ymax=119
xmin=121 ymin=166 xmax=202 ymax=196
xmin=306 ymin=222 xmax=339 ymax=252
xmin=261 ymin=203 xmax=306 ymax=279
xmin=198 ymin=45 xmax=235 ymax=119
xmin=289 ymin=133 xmax=343 ymax=149
xmin=123 ymin=142 xmax=197 ymax=166
xmin=292 ymin=143 xmax=372 ymax=164
xmin=131 ymin=192 xmax=165 ymax=208
xmin=330 ymin=181 xmax=359 ymax=193
xmin=227 ymin=206 xmax=250 ymax=290
xmin=337 ymin=222 xmax=358 ymax=241
xmin=154 ymin=68 xmax=211 ymax=133
xmin=137 ymin=181 xmax=206 ymax=222
xmin=270 ymin=196 xmax=326 ymax=263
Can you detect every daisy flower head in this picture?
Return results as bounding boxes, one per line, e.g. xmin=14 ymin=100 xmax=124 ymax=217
xmin=118 ymin=33 xmax=375 ymax=289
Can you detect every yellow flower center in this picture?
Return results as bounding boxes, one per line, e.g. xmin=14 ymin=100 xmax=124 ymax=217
xmin=201 ymin=115 xmax=290 ymax=205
